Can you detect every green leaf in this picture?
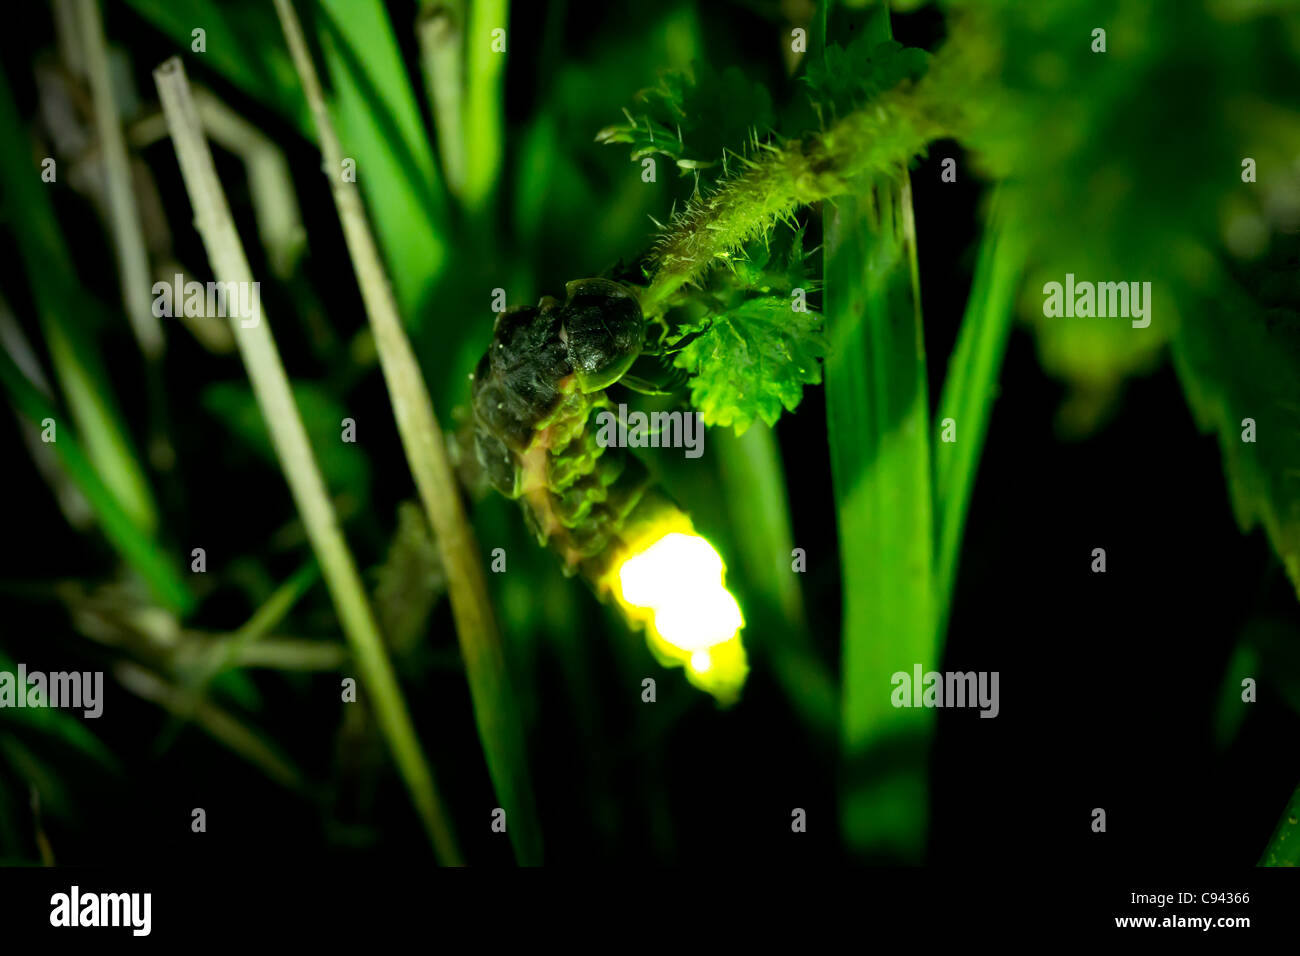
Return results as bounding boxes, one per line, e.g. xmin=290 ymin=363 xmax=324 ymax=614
xmin=670 ymin=297 xmax=825 ymax=433
xmin=201 ymin=381 xmax=371 ymax=504
xmin=1171 ymin=302 xmax=1300 ymax=599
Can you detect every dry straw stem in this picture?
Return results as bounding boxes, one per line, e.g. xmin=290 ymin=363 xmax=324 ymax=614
xmin=76 ymin=0 xmax=165 ymax=359
xmin=417 ymin=0 xmax=467 ymax=198
xmin=152 ymin=56 xmax=462 ymax=864
xmin=271 ymin=0 xmax=541 ymax=864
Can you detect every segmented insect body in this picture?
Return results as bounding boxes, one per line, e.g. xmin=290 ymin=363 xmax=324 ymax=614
xmin=471 ymin=278 xmax=651 ymax=573
xmin=471 ymin=278 xmax=748 ymax=702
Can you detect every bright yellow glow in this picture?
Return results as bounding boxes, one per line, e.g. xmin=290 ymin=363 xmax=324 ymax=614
xmin=617 ymin=533 xmax=743 ymax=652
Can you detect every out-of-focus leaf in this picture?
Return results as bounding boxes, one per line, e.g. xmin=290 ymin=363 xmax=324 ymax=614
xmin=0 ymin=350 xmax=195 ymax=614
xmin=0 ymin=66 xmax=160 ymax=537
xmin=0 ymin=651 xmax=119 ymax=775
xmin=1172 ymin=298 xmax=1300 ymax=599
xmin=122 ymin=0 xmax=309 ymax=133
xmin=944 ymin=0 xmax=1300 ymax=431
xmin=201 ymin=381 xmax=371 ymax=504
xmin=316 ymin=0 xmax=450 ymax=326
xmin=1213 ymin=639 xmax=1259 ymax=749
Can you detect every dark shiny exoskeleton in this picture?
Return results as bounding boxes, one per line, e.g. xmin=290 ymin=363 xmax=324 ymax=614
xmin=471 ymin=278 xmax=644 ymax=499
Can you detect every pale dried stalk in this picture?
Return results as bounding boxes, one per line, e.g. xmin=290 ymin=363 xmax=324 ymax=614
xmin=153 ymin=56 xmax=462 ymax=864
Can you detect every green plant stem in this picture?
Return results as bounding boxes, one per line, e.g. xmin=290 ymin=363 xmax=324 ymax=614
xmin=152 ymin=56 xmax=462 ymax=865
xmin=272 ymin=0 xmax=541 ymax=865
xmin=933 ymin=192 xmax=1026 ymax=634
xmin=114 ymin=661 xmax=305 ymax=790
xmin=190 ymin=559 xmax=321 ymax=691
xmin=641 ymin=85 xmax=950 ymax=318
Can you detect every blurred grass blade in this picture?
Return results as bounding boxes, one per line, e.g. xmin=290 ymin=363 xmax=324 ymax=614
xmin=0 ymin=67 xmax=160 ymax=536
xmin=933 ymin=192 xmax=1025 ymax=633
xmin=0 ymin=649 xmax=120 ymax=774
xmin=314 ymin=0 xmax=450 ymax=324
xmin=825 ymin=2 xmax=937 ymax=863
xmin=122 ymin=0 xmax=310 ymax=133
xmin=114 ymin=661 xmax=305 ymax=790
xmin=130 ymin=87 xmax=309 ymax=280
xmin=0 ymin=347 xmax=194 ymax=614
xmin=1259 ymin=779 xmax=1300 ymax=866
xmin=78 ymin=0 xmax=165 ymax=358
xmin=462 ymin=0 xmax=508 ymax=216
xmin=715 ymin=425 xmax=837 ymax=737
xmin=826 ymin=174 xmax=936 ymax=863
xmin=417 ymin=0 xmax=468 ymax=198
xmin=274 ymin=0 xmax=541 ymax=865
xmin=153 ymin=56 xmax=462 ymax=864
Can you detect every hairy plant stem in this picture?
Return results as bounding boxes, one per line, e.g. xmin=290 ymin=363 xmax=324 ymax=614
xmin=640 ymin=82 xmax=953 ymax=318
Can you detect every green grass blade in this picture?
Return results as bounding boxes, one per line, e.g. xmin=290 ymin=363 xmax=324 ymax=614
xmin=271 ymin=0 xmax=541 ymax=864
xmin=462 ymin=0 xmax=508 ymax=216
xmin=715 ymin=425 xmax=837 ymax=737
xmin=0 ymin=67 xmax=160 ymax=537
xmin=933 ymin=193 xmax=1025 ymax=633
xmin=826 ymin=174 xmax=937 ymax=863
xmin=122 ymin=0 xmax=310 ymax=133
xmin=1259 ymin=780 xmax=1300 ymax=866
xmin=314 ymin=0 xmax=450 ymax=325
xmin=0 ymin=349 xmax=194 ymax=615
xmin=154 ymin=56 xmax=462 ymax=863
xmin=824 ymin=1 xmax=937 ymax=864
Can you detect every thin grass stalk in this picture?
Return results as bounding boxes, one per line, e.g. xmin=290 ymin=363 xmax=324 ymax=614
xmin=417 ymin=0 xmax=468 ymax=198
xmin=77 ymin=0 xmax=165 ymax=359
xmin=152 ymin=56 xmax=461 ymax=864
xmin=933 ymin=191 xmax=1026 ymax=635
xmin=271 ymin=0 xmax=541 ymax=865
